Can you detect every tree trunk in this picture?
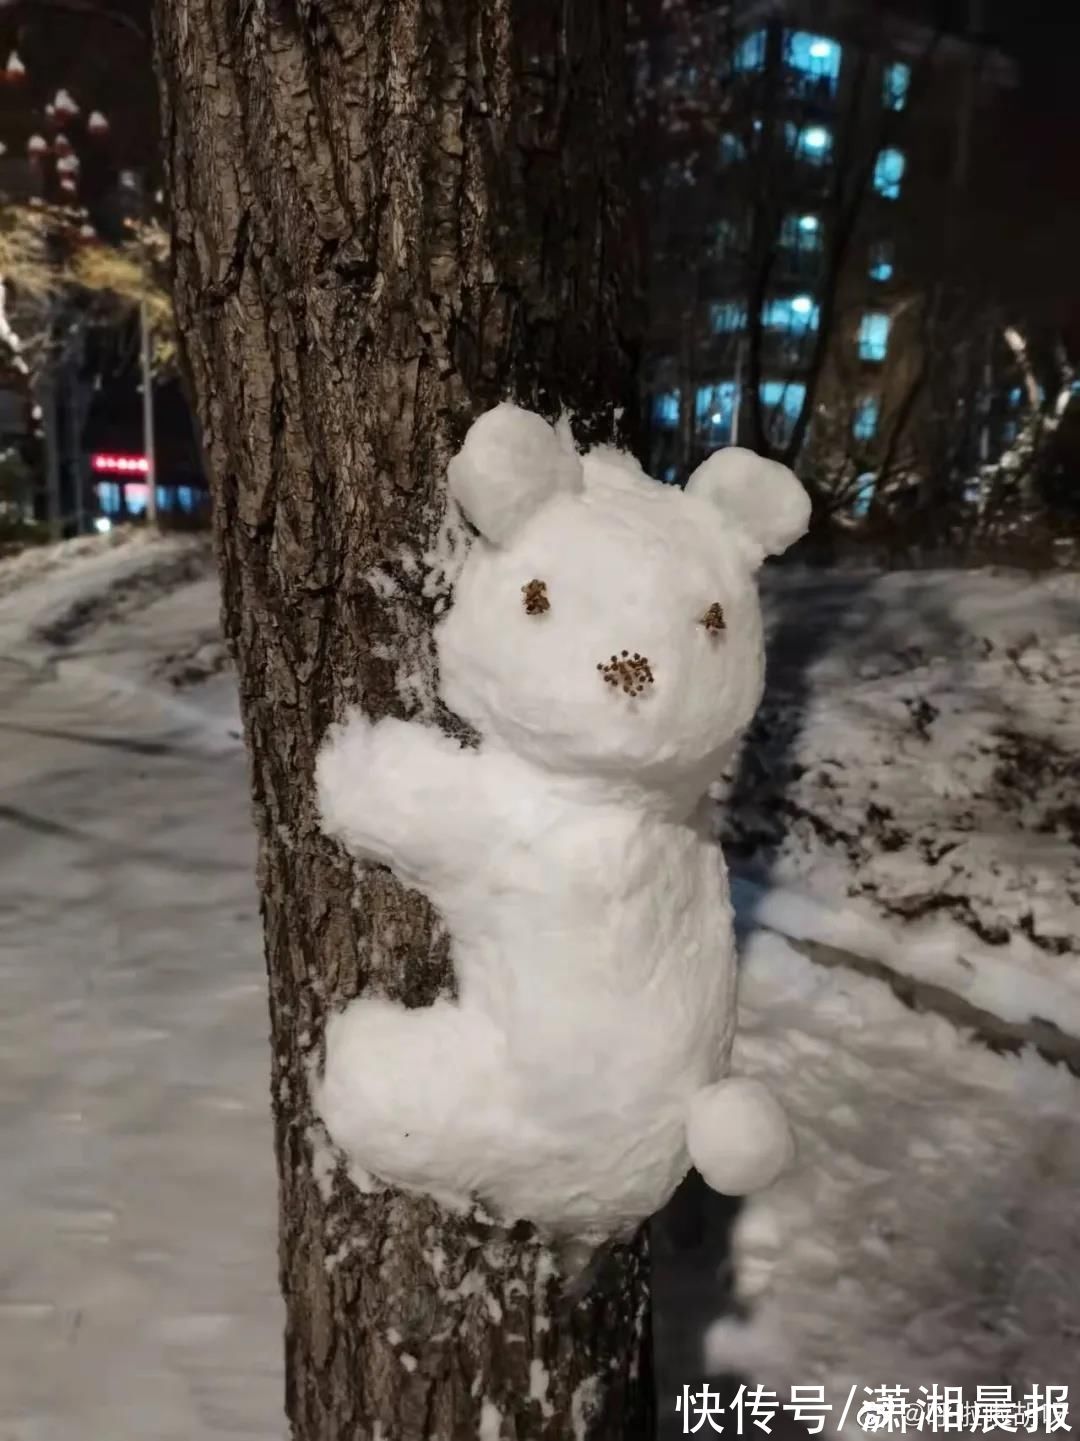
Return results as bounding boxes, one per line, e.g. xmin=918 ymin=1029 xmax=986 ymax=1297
xmin=152 ymin=2 xmax=652 ymax=1438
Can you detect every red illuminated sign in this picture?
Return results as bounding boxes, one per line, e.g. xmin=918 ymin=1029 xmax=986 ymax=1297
xmin=91 ymin=453 xmax=149 ymax=474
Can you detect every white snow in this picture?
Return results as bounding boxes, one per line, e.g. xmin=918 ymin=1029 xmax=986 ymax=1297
xmin=686 ymin=446 xmax=812 ymax=559
xmin=0 ymin=534 xmax=282 ymax=1440
xmin=316 ymin=406 xmax=808 ymax=1241
xmin=529 ymin=1357 xmax=554 ymax=1417
xmin=570 ymin=1376 xmax=603 ymax=1441
xmin=655 ymin=562 xmax=1080 ymax=1438
xmin=732 ymin=873 xmax=1080 ymax=1035
xmin=713 ymin=565 xmax=1080 ymax=1025
xmin=2 ymin=525 xmax=1078 ymax=1440
xmin=478 ymin=1397 xmax=503 ymax=1440
xmin=655 ymin=927 xmax=1080 ymax=1437
xmin=686 ymin=1076 xmax=795 ymax=1196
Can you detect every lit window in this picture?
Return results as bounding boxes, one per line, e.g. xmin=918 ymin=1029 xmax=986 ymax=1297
xmin=653 ymin=391 xmax=680 ymax=429
xmin=96 ymin=480 xmax=121 ymax=515
xmin=781 ymin=213 xmax=823 ymax=255
xmin=858 ymin=312 xmax=891 ymax=361
xmin=696 ymin=382 xmax=739 ymax=441
xmin=883 ymin=61 xmax=911 ymax=111
xmin=1007 ymin=386 xmax=1024 ymax=407
xmin=661 ymin=466 xmax=680 ymax=486
xmin=710 ymin=301 xmax=748 ymax=333
xmin=853 ymin=472 xmax=876 ymax=516
xmin=124 ymin=482 xmax=148 ymax=516
xmin=873 ymin=148 xmax=906 ymax=199
xmin=869 ymin=239 xmax=894 ymax=281
xmin=762 ymin=295 xmax=820 ymax=332
xmin=787 ymin=32 xmax=842 ymax=83
xmin=760 ymin=380 xmax=807 ymax=443
xmin=734 ymin=29 xmax=766 ymax=73
xmin=177 ymin=485 xmax=195 ymax=513
xmin=719 ymin=132 xmax=747 ymax=166
xmin=853 ymin=396 xmax=880 ymax=440
xmin=787 ymin=123 xmax=833 ymax=163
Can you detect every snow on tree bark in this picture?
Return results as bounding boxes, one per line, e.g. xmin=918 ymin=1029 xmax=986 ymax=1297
xmin=152 ymin=1 xmax=651 ymax=1437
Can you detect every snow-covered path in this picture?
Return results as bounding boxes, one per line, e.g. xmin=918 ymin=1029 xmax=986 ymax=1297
xmin=2 ymin=539 xmax=1077 ymax=1440
xmin=0 ymin=537 xmax=284 ymax=1441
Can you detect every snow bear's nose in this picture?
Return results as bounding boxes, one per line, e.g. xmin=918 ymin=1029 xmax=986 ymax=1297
xmin=596 ymin=651 xmax=655 ymax=697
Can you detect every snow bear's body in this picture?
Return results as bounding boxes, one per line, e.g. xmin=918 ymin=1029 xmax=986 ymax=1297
xmin=316 ymin=406 xmax=811 ymax=1243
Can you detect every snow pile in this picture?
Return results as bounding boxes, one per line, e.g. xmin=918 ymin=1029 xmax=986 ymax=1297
xmin=0 ymin=527 xmax=136 ymax=601
xmin=655 ymin=929 xmax=1080 ymax=1434
xmin=36 ymin=541 xmax=214 ymax=649
xmin=316 ymin=407 xmax=809 ymax=1241
xmin=714 ymin=567 xmax=1080 ymax=1015
xmin=0 ymin=529 xmax=210 ymax=650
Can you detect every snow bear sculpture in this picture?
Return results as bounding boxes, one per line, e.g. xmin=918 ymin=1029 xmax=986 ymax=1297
xmin=315 ymin=403 xmax=811 ymax=1245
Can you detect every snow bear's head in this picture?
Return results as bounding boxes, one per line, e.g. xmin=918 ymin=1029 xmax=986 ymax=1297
xmin=437 ymin=403 xmax=810 ymax=794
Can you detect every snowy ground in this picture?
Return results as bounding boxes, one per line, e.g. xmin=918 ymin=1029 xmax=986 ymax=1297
xmin=1 ymin=537 xmax=1077 ymax=1439
xmin=716 ymin=568 xmax=1080 ymax=1021
xmin=0 ymin=534 xmax=283 ymax=1441
xmin=661 ymin=566 xmax=1080 ymax=1438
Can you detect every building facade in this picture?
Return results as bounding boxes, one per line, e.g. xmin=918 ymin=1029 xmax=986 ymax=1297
xmin=637 ymin=0 xmax=1019 ymax=514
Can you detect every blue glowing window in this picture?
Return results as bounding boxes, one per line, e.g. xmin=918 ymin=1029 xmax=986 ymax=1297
xmin=858 ymin=313 xmax=891 ymax=362
xmin=883 ymin=61 xmax=911 ymax=111
xmin=853 ymin=473 xmax=877 ymax=516
xmin=781 ymin=213 xmax=823 ymax=254
xmin=696 ymin=383 xmax=739 ymax=440
xmin=869 ymin=239 xmax=894 ymax=282
xmin=788 ymin=32 xmax=842 ymax=83
xmin=653 ymin=391 xmax=680 ymax=428
xmin=873 ymin=148 xmax=906 ymax=199
xmin=734 ymin=29 xmax=766 ymax=73
xmin=96 ymin=481 xmax=121 ymax=515
xmin=760 ymin=380 xmax=806 ymax=442
xmin=787 ymin=123 xmax=833 ymax=163
xmin=762 ymin=295 xmax=820 ymax=332
xmin=853 ymin=396 xmax=880 ymax=440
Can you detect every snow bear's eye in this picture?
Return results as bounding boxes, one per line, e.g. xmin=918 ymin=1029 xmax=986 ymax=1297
xmin=700 ymin=603 xmax=726 ymax=634
xmin=521 ymin=579 xmax=550 ymax=615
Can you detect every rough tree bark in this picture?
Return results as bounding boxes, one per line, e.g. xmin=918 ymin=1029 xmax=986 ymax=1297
xmin=153 ymin=2 xmax=652 ymax=1438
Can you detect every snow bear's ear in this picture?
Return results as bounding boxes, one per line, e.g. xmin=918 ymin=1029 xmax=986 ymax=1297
xmin=448 ymin=403 xmax=584 ymax=546
xmin=685 ymin=447 xmax=811 ymax=561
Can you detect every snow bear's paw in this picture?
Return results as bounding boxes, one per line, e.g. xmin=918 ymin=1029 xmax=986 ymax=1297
xmin=686 ymin=1077 xmax=795 ymax=1196
xmin=315 ymin=711 xmax=375 ymax=832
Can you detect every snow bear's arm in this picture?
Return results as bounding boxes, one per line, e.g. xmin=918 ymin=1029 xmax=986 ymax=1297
xmin=315 ymin=713 xmax=487 ymax=890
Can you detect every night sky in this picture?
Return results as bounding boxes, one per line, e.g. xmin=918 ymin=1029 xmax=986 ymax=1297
xmin=3 ymin=0 xmax=1076 ymax=474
